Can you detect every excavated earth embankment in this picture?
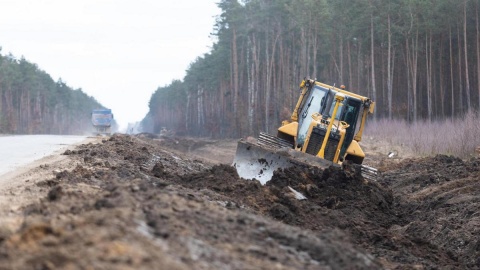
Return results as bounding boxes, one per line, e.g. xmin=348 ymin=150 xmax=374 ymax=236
xmin=0 ymin=134 xmax=478 ymax=269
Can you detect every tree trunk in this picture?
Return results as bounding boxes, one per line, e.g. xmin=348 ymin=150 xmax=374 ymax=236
xmin=426 ymin=32 xmax=433 ymax=121
xmin=348 ymin=41 xmax=353 ymax=89
xmin=413 ymin=33 xmax=418 ymax=122
xmin=450 ymin=27 xmax=455 ymax=117
xmin=232 ymin=27 xmax=239 ymax=133
xmin=457 ymin=24 xmax=464 ymax=113
xmin=197 ymin=86 xmax=204 ymax=135
xmin=312 ymin=22 xmax=318 ymax=78
xmin=408 ymin=32 xmax=419 ymax=122
xmin=265 ymin=29 xmax=280 ymax=133
xmin=406 ymin=38 xmax=412 ymax=122
xmin=357 ymin=39 xmax=362 ymax=93
xmin=300 ymin=28 xmax=307 ymax=78
xmin=464 ymin=0 xmax=471 ymax=111
xmin=370 ymin=14 xmax=377 ymax=119
xmin=387 ymin=13 xmax=393 ymax=119
xmin=477 ymin=0 xmax=480 ymax=109
xmin=340 ymin=32 xmax=344 ymax=83
xmin=247 ymin=34 xmax=256 ymax=135
xmin=439 ymin=34 xmax=445 ymax=118
xmin=186 ymin=91 xmax=191 ymax=134
xmin=265 ymin=31 xmax=270 ymax=133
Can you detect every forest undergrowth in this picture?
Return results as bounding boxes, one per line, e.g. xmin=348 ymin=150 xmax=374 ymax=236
xmin=366 ymin=110 xmax=480 ymax=158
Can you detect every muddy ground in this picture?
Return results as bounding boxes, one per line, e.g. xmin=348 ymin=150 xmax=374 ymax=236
xmin=0 ymin=134 xmax=479 ymax=269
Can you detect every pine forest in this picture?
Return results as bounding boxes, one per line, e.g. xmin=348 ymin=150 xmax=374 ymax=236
xmin=144 ymin=0 xmax=480 ymax=138
xmin=0 ymin=51 xmax=108 ymax=134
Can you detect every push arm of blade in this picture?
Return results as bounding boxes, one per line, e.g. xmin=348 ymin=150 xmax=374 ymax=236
xmin=354 ymin=100 xmax=371 ymax=142
xmin=318 ymin=94 xmax=345 ymax=158
xmin=291 ymin=84 xmax=309 ymax=122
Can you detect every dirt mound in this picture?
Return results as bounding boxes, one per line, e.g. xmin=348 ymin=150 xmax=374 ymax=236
xmin=0 ymin=134 xmax=478 ymax=269
xmin=0 ymin=134 xmax=380 ymax=269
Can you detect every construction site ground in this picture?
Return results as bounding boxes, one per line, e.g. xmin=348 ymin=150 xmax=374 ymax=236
xmin=0 ymin=134 xmax=478 ymax=269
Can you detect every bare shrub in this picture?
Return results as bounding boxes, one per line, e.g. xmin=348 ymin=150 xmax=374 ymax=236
xmin=365 ymin=111 xmax=480 ymax=158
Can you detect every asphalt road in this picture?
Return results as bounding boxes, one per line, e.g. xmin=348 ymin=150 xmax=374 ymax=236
xmin=0 ymin=135 xmax=87 ymax=176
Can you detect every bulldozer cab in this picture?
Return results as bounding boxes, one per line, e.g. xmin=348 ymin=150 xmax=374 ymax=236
xmin=337 ymin=96 xmax=362 ymax=157
xmin=297 ymin=85 xmax=329 ymax=147
xmin=296 ymin=84 xmax=362 ymax=154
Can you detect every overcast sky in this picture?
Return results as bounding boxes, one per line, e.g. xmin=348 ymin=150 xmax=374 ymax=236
xmin=0 ymin=0 xmax=220 ymax=130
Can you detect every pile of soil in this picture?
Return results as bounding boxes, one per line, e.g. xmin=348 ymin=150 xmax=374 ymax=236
xmin=0 ymin=134 xmax=478 ymax=269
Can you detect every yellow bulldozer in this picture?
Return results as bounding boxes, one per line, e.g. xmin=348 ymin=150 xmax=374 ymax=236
xmin=233 ymin=78 xmax=376 ymax=184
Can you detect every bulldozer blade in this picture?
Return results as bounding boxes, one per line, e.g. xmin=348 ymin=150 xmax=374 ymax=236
xmin=233 ymin=139 xmax=338 ymax=184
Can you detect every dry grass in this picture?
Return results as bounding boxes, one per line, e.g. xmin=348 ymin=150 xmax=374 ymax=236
xmin=365 ymin=111 xmax=480 ymax=159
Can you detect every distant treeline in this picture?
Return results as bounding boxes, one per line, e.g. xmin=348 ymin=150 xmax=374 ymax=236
xmin=0 ymin=50 xmax=109 ymax=134
xmin=143 ymin=0 xmax=480 ymax=138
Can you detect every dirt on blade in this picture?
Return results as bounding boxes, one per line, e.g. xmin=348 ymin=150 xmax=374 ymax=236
xmin=0 ymin=134 xmax=478 ymax=269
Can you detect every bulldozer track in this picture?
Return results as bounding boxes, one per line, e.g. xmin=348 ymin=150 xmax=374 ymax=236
xmin=258 ymin=132 xmax=293 ymax=149
xmin=360 ymin=164 xmax=378 ymax=181
xmin=252 ymin=132 xmax=378 ymax=181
